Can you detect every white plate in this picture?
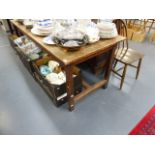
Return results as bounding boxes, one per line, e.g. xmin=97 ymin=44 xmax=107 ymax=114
xmin=31 ymin=28 xmax=50 ymax=37
xmin=43 ymin=35 xmax=55 ymax=45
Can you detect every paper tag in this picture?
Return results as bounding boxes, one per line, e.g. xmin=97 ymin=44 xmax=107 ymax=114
xmin=57 ymin=93 xmax=67 ymax=101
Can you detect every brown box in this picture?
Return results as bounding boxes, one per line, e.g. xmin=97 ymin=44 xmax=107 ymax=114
xmin=33 ymin=57 xmax=82 ymax=106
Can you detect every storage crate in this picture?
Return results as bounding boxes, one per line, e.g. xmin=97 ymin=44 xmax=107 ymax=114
xmin=33 ymin=56 xmax=83 ymax=106
xmin=8 ymin=35 xmax=34 ymax=75
xmin=86 ymin=52 xmax=109 ymax=75
xmin=8 ymin=34 xmax=18 ymax=49
xmin=14 ymin=47 xmax=35 ymax=75
xmin=14 ymin=35 xmax=41 ymax=55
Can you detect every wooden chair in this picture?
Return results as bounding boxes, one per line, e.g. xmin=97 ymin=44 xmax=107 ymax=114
xmin=127 ymin=19 xmax=149 ymax=42
xmin=151 ymin=31 xmax=155 ymax=42
xmin=148 ymin=19 xmax=155 ymax=42
xmin=112 ymin=19 xmax=144 ymax=89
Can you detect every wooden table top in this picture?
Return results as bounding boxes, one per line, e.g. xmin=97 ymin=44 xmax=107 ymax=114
xmin=12 ymin=20 xmax=125 ymax=66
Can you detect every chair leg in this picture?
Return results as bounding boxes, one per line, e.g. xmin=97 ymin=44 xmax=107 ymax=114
xmin=136 ymin=58 xmax=142 ymax=79
xmin=113 ymin=59 xmax=118 ymax=69
xmin=120 ymin=64 xmax=127 ymax=89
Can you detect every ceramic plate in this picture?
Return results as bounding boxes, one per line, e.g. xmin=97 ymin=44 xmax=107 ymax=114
xmin=31 ymin=28 xmax=49 ymax=37
xmin=43 ymin=35 xmax=55 ymax=45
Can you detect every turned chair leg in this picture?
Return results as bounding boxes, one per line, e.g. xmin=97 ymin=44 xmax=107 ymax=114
xmin=120 ymin=64 xmax=127 ymax=89
xmin=136 ymin=58 xmax=142 ymax=79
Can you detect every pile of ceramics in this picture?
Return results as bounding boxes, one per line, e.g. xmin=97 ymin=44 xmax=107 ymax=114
xmin=53 ymin=19 xmax=100 ymax=45
xmin=31 ymin=19 xmax=55 ymax=36
xmin=14 ymin=36 xmax=46 ymax=60
xmin=14 ymin=34 xmax=67 ymax=85
xmin=97 ymin=21 xmax=118 ymax=38
xmin=17 ymin=19 xmax=118 ymax=48
xmin=54 ymin=27 xmax=87 ymax=48
xmin=39 ymin=60 xmax=66 ymax=85
xmin=75 ymin=20 xmax=100 ymax=43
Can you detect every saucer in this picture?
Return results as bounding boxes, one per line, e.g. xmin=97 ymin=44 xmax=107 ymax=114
xmin=43 ymin=35 xmax=55 ymax=45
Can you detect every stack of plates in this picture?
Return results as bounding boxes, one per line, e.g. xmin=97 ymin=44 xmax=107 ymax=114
xmin=76 ymin=22 xmax=100 ymax=43
xmin=23 ymin=20 xmax=33 ymax=29
xmin=97 ymin=22 xmax=118 ymax=39
xmin=31 ymin=19 xmax=54 ymax=36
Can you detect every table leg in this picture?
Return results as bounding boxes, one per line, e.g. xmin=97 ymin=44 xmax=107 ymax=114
xmin=65 ymin=65 xmax=75 ymax=111
xmin=11 ymin=24 xmax=21 ymax=36
xmin=6 ymin=19 xmax=14 ymax=34
xmin=103 ymin=46 xmax=117 ymax=88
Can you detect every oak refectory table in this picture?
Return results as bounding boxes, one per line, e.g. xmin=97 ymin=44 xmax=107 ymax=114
xmin=11 ymin=20 xmax=125 ymax=111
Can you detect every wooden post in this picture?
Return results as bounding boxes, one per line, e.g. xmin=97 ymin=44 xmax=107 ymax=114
xmin=103 ymin=46 xmax=117 ymax=88
xmin=65 ymin=65 xmax=75 ymax=111
xmin=136 ymin=58 xmax=142 ymax=79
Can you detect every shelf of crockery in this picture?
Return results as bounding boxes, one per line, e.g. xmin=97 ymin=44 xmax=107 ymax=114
xmin=32 ymin=56 xmax=83 ymax=106
xmin=8 ymin=35 xmax=82 ymax=106
xmin=8 ymin=35 xmax=35 ymax=75
xmin=33 ymin=71 xmax=82 ymax=107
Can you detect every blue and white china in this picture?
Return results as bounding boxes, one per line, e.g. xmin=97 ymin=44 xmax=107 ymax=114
xmin=40 ymin=65 xmax=51 ymax=76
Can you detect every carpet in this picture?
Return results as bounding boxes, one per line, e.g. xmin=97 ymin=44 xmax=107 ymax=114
xmin=129 ymin=105 xmax=155 ymax=135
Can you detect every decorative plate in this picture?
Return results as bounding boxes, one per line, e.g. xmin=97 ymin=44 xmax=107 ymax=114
xmin=53 ymin=36 xmax=88 ymax=51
